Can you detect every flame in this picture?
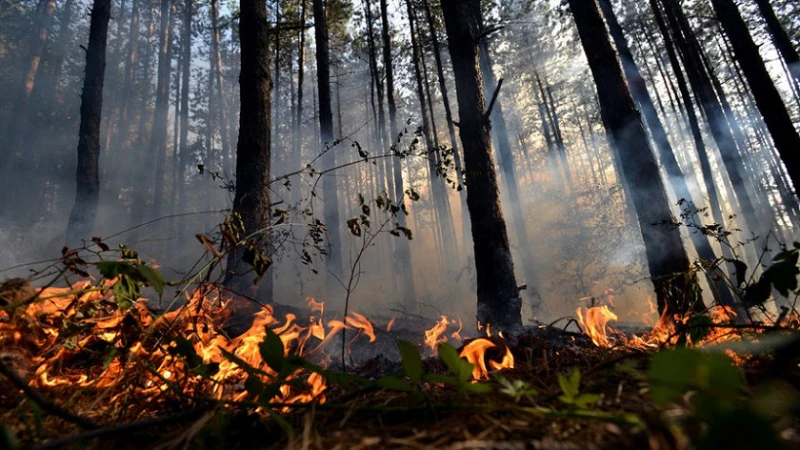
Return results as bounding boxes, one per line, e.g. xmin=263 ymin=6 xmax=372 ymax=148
xmin=459 ymin=338 xmax=515 ymax=380
xmin=576 ymin=305 xmax=618 ymax=347
xmin=424 ymin=315 xmax=450 ymax=351
xmin=386 ymin=317 xmax=396 ymax=332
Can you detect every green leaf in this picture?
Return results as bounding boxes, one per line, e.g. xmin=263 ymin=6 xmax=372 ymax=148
xmin=686 ymin=314 xmax=713 ymax=343
xmin=648 ymin=348 xmax=703 ymax=407
xmin=574 ymin=393 xmax=601 ymax=409
xmin=438 ymin=343 xmax=474 ymax=384
xmin=376 ymin=376 xmax=414 ymax=392
xmin=259 ymin=328 xmax=286 ymax=374
xmin=397 ymin=341 xmax=423 ymax=383
xmin=701 ymin=353 xmax=742 ymax=399
xmin=464 ymin=382 xmax=494 ymax=394
xmin=245 ymin=375 xmax=265 ymax=397
xmin=96 ymin=261 xmax=130 ymax=278
xmin=134 ymin=264 xmax=165 ymax=296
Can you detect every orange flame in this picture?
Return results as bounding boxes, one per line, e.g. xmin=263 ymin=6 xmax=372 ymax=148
xmin=576 ymin=305 xmax=618 ymax=347
xmin=459 ymin=338 xmax=515 ymax=380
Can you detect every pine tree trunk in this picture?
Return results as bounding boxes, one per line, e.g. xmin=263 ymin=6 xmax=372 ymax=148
xmin=754 ymin=0 xmax=800 ymax=85
xmin=211 ymin=0 xmax=233 ymax=177
xmin=176 ymin=0 xmax=192 ymax=238
xmin=380 ymin=0 xmax=416 ymax=304
xmin=710 ymin=0 xmax=800 ymax=198
xmin=2 ymin=0 xmax=56 ymax=182
xmin=313 ymin=0 xmax=344 ymax=288
xmin=225 ymin=0 xmax=273 ymax=312
xmin=570 ymin=0 xmax=701 ymax=315
xmin=441 ymin=0 xmax=522 ymax=332
xmin=406 ymin=0 xmax=458 ymax=268
xmin=600 ymin=0 xmax=735 ymax=306
xmin=660 ymin=0 xmax=762 ymax=239
xmin=66 ymin=0 xmax=112 ymax=244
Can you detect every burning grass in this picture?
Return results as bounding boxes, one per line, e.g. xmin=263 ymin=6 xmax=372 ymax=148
xmin=1 ymin=267 xmax=800 ymax=449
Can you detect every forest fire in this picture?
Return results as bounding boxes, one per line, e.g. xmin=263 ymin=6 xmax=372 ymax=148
xmin=0 ymin=277 xmax=519 ymax=426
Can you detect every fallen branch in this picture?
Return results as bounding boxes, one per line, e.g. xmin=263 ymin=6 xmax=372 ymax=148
xmin=484 ymin=78 xmax=504 ymax=122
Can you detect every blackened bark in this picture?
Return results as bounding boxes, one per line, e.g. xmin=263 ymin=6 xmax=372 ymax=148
xmin=225 ymin=0 xmax=273 ymax=298
xmin=599 ymin=0 xmax=735 ymax=306
xmin=441 ymin=0 xmax=522 ymax=332
xmin=66 ymin=0 xmax=112 ymax=244
xmin=711 ymin=0 xmax=800 ymax=198
xmin=313 ymin=0 xmax=344 ymax=286
xmin=569 ymin=0 xmax=700 ymax=315
xmin=380 ymin=0 xmax=416 ymax=304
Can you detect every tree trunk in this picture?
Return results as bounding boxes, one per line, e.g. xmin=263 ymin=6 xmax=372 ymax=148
xmin=406 ymin=0 xmax=458 ymax=267
xmin=710 ymin=0 xmax=800 ymax=198
xmin=441 ymin=0 xmax=522 ymax=332
xmin=599 ymin=0 xmax=735 ymax=307
xmin=753 ymin=0 xmax=800 ymax=85
xmin=569 ymin=0 xmax=701 ymax=316
xmin=66 ymin=0 xmax=112 ymax=244
xmin=313 ymin=0 xmax=344 ymax=288
xmin=660 ymin=0 xmax=762 ymax=240
xmin=2 ymin=0 xmax=56 ymax=183
xmin=116 ymin=0 xmax=140 ymax=153
xmin=225 ymin=0 xmax=273 ymax=311
xmin=176 ymin=0 xmax=192 ymax=239
xmin=380 ymin=0 xmax=416 ymax=304
xmin=211 ymin=0 xmax=233 ymax=177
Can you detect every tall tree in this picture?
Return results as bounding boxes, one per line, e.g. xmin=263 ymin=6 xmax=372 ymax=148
xmin=2 ymin=0 xmax=56 ymax=187
xmin=472 ymin=3 xmax=538 ymax=292
xmin=710 ymin=0 xmax=800 ymax=198
xmin=406 ymin=0 xmax=458 ymax=266
xmin=599 ymin=0 xmax=735 ymax=306
xmin=66 ymin=0 xmax=112 ymax=243
xmin=176 ymin=0 xmax=192 ymax=227
xmin=313 ymin=0 xmax=344 ymax=288
xmin=660 ymin=0 xmax=762 ymax=238
xmin=753 ymin=0 xmax=800 ymax=85
xmin=441 ymin=0 xmax=522 ymax=332
xmin=380 ymin=0 xmax=416 ymax=304
xmin=130 ymin=0 xmax=173 ymax=227
xmin=223 ymin=0 xmax=273 ymax=331
xmin=568 ymin=0 xmax=701 ymax=315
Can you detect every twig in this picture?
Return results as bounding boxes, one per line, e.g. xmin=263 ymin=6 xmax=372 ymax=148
xmin=0 ymin=359 xmax=99 ymax=430
xmin=33 ymin=408 xmax=208 ymax=450
xmin=483 ymin=78 xmax=504 ymax=122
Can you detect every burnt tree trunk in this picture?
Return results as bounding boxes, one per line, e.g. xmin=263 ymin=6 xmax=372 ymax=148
xmin=313 ymin=0 xmax=344 ymax=288
xmin=441 ymin=0 xmax=522 ymax=332
xmin=569 ymin=0 xmax=701 ymax=315
xmin=710 ymin=0 xmax=800 ymax=198
xmin=66 ymin=0 xmax=112 ymax=244
xmin=224 ymin=0 xmax=273 ymax=301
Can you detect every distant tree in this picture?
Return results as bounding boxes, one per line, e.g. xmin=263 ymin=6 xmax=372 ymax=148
xmin=66 ymin=0 xmax=112 ymax=244
xmin=753 ymin=0 xmax=800 ymax=85
xmin=313 ymin=0 xmax=344 ymax=289
xmin=441 ymin=0 xmax=522 ymax=332
xmin=568 ymin=0 xmax=701 ymax=315
xmin=709 ymin=0 xmax=800 ymax=198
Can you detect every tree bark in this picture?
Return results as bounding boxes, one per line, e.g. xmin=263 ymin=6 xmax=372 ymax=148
xmin=224 ymin=0 xmax=273 ymax=309
xmin=313 ymin=0 xmax=344 ymax=287
xmin=176 ymin=0 xmax=192 ymax=239
xmin=66 ymin=0 xmax=112 ymax=244
xmin=753 ymin=0 xmax=800 ymax=85
xmin=441 ymin=0 xmax=522 ymax=332
xmin=569 ymin=0 xmax=701 ymax=315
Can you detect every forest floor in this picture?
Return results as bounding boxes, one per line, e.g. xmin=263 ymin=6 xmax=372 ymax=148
xmin=1 ymin=273 xmax=800 ymax=449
